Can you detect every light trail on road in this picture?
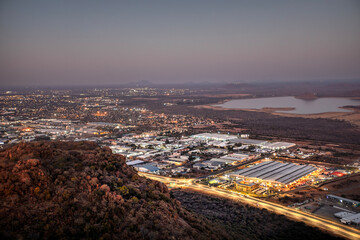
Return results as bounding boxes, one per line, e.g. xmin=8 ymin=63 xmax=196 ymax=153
xmin=139 ymin=172 xmax=360 ymax=240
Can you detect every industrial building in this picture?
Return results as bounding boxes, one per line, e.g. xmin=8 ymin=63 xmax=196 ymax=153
xmin=234 ymin=181 xmax=259 ymax=192
xmin=134 ymin=163 xmax=160 ymax=174
xmin=335 ymin=212 xmax=360 ymax=226
xmin=230 ymin=161 xmax=317 ymax=186
xmin=260 ymin=141 xmax=296 ymax=150
xmin=229 ymin=138 xmax=295 ymax=150
xmin=229 ymin=138 xmax=267 ymax=146
xmin=191 ymin=133 xmax=238 ymax=141
xmin=341 ymin=213 xmax=360 ymax=226
xmin=327 ymin=195 xmax=360 ymax=208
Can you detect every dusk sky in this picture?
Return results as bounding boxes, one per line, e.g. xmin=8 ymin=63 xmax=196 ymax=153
xmin=1 ymin=0 xmax=360 ymax=87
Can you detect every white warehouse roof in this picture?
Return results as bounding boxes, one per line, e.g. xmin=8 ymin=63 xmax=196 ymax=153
xmin=230 ymin=160 xmax=317 ymax=185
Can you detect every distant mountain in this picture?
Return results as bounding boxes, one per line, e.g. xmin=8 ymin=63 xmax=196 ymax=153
xmin=0 ymin=141 xmax=228 ymax=240
xmin=222 ymin=83 xmax=252 ymax=89
xmin=134 ymin=80 xmax=153 ymax=87
xmin=294 ymin=92 xmax=318 ymax=100
xmin=120 ymin=80 xmax=227 ymax=89
xmin=121 ymin=80 xmax=154 ymax=88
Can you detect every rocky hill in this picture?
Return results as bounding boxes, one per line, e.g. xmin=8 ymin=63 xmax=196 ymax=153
xmin=0 ymin=141 xmax=228 ymax=240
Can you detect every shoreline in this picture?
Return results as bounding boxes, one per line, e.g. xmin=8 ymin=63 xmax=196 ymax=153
xmin=194 ymin=98 xmax=360 ymax=127
xmin=195 ymin=104 xmax=357 ymax=115
xmin=206 ymin=96 xmax=360 ymax=114
xmin=195 ymin=104 xmax=297 ymax=113
xmin=214 ymin=95 xmax=360 ymax=102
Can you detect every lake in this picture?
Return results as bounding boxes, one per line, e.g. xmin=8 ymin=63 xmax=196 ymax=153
xmin=213 ymin=97 xmax=360 ymax=114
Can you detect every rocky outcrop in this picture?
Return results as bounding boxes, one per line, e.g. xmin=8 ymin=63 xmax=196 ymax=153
xmin=0 ymin=141 xmax=228 ymax=240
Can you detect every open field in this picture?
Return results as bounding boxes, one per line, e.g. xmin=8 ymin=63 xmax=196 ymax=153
xmin=274 ymin=110 xmax=360 ymax=127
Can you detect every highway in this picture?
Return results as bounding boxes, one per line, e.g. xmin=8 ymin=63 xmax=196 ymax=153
xmin=139 ymin=172 xmax=360 ymax=240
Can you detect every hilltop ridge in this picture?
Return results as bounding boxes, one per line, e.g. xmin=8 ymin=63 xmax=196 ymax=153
xmin=0 ymin=141 xmax=228 ymax=240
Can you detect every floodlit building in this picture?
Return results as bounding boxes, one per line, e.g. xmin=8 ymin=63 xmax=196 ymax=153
xmin=234 ymin=181 xmax=259 ymax=192
xmin=230 ymin=160 xmax=317 ymax=186
xmin=164 ymin=156 xmax=188 ymax=165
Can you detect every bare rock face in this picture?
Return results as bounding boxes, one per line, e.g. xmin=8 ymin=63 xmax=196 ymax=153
xmin=0 ymin=141 xmax=228 ymax=240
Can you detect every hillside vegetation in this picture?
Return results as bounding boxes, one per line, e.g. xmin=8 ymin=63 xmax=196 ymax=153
xmin=0 ymin=141 xmax=228 ymax=240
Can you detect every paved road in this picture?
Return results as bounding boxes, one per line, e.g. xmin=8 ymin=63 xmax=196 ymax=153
xmin=139 ymin=173 xmax=360 ymax=240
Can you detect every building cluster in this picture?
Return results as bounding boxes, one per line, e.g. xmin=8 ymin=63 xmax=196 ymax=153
xmin=0 ymin=118 xmax=125 ymax=145
xmin=329 ymin=195 xmax=360 ymax=227
xmin=0 ymin=89 xmax=217 ymax=138
xmin=2 ymin=89 xmax=358 ymax=213
xmin=100 ymin=133 xmax=297 ymax=177
xmin=106 ymin=134 xmax=254 ymax=175
xmin=202 ymin=159 xmax=319 ymax=195
xmin=230 ymin=161 xmax=317 ymax=186
xmin=205 ymin=158 xmax=353 ymax=196
xmin=0 ymin=89 xmax=221 ymax=146
xmin=1 ymin=111 xmax=303 ymax=178
xmin=193 ymin=133 xmax=296 ymax=151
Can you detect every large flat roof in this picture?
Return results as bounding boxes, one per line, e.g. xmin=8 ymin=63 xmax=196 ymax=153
xmin=192 ymin=133 xmax=238 ymax=140
xmin=231 ymin=160 xmax=317 ymax=185
xmin=327 ymin=195 xmax=360 ymax=205
xmin=230 ymin=138 xmax=267 ymax=145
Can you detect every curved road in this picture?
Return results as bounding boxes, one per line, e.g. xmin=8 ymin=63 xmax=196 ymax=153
xmin=139 ymin=173 xmax=360 ymax=240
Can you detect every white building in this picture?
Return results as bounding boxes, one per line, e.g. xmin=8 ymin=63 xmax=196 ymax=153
xmin=340 ymin=213 xmax=360 ymax=226
xmin=192 ymin=133 xmax=238 ymax=141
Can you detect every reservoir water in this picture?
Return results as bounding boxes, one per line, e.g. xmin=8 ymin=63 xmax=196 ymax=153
xmin=214 ymin=97 xmax=360 ymax=114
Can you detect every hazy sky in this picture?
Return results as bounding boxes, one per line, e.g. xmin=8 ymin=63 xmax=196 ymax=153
xmin=1 ymin=0 xmax=360 ymax=87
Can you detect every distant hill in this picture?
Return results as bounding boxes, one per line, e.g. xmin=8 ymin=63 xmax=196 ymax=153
xmin=294 ymin=92 xmax=318 ymax=100
xmin=122 ymin=80 xmax=154 ymax=88
xmin=0 ymin=141 xmax=228 ymax=240
xmin=222 ymin=83 xmax=252 ymax=89
xmin=134 ymin=80 xmax=153 ymax=87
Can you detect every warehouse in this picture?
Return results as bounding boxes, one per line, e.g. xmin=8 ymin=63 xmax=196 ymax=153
xmin=229 ymin=138 xmax=267 ymax=146
xmin=234 ymin=181 xmax=259 ymax=192
xmin=327 ymin=195 xmax=360 ymax=207
xmin=230 ymin=160 xmax=317 ymax=186
xmin=260 ymin=141 xmax=296 ymax=150
xmin=340 ymin=213 xmax=360 ymax=226
xmin=191 ymin=133 xmax=238 ymax=141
